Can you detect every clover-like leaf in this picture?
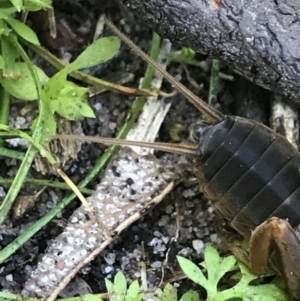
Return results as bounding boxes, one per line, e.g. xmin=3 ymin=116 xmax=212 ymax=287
xmin=177 ymin=256 xmax=208 ymax=288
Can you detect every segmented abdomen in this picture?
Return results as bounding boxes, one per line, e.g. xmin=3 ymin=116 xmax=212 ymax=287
xmin=195 ymin=116 xmax=300 ymax=238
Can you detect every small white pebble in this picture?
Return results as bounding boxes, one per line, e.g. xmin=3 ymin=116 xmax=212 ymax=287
xmin=109 ymin=122 xmax=117 ymax=131
xmin=104 ymin=253 xmax=116 ymax=265
xmin=5 ymin=274 xmax=13 ymax=281
xmin=186 ymin=201 xmax=195 ymax=208
xmin=13 ymin=116 xmax=26 ymax=129
xmin=149 ymin=237 xmax=159 ymax=246
xmin=105 ymin=266 xmax=114 ymax=274
xmin=210 ymin=233 xmax=218 ymax=243
xmin=192 ymin=239 xmax=204 ymax=254
xmin=0 ymin=187 xmax=6 ymax=198
xmin=182 ymin=189 xmax=195 ymax=198
xmin=94 ymin=103 xmax=102 ymax=111
xmin=151 ymin=261 xmax=162 ymax=268
xmin=165 ymin=205 xmax=173 ymax=214
xmin=161 ymin=236 xmax=169 ymax=244
xmin=208 ymin=206 xmax=214 ymax=214
xmin=178 ymin=247 xmax=193 ymax=256
xmin=154 ymin=231 xmax=162 ymax=237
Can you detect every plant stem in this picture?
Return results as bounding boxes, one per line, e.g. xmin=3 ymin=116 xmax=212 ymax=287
xmin=22 ymin=40 xmax=152 ymax=97
xmin=0 ymin=147 xmax=25 ymax=160
xmin=0 ymin=178 xmax=93 ymax=195
xmin=0 ymin=36 xmax=43 ymax=225
xmin=0 ymin=87 xmax=10 ymax=147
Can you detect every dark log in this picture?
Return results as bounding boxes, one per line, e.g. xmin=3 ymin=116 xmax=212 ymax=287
xmin=119 ymin=0 xmax=300 ymax=106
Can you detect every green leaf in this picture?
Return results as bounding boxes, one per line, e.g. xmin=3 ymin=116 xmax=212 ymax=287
xmin=23 ymin=0 xmax=52 ymax=11
xmin=0 ymin=62 xmax=48 ymax=100
xmin=9 ymin=0 xmax=23 ymax=11
xmin=6 ymin=16 xmax=40 ymax=44
xmin=179 ymin=291 xmax=199 ymax=301
xmin=114 ymin=271 xmax=127 ymax=301
xmin=48 ymin=81 xmax=94 ymax=120
xmin=159 ymin=284 xmax=177 ymax=301
xmin=205 ymin=246 xmax=221 ymax=287
xmin=1 ymin=35 xmax=20 ymax=79
xmin=171 ymin=47 xmax=195 ymax=63
xmin=125 ymin=280 xmax=141 ymax=301
xmin=0 ymin=7 xmax=17 ymax=19
xmin=177 ymin=256 xmax=208 ymax=289
xmin=31 ymin=95 xmax=56 ymax=146
xmin=105 ymin=278 xmax=114 ymax=293
xmin=215 ymin=255 xmax=236 ymax=283
xmin=82 ymin=294 xmax=104 ymax=301
xmin=64 ymin=36 xmax=121 ymax=73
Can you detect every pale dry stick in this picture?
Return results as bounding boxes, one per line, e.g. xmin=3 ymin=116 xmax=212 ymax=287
xmin=45 ymin=180 xmax=177 ymax=301
xmin=271 ymin=95 xmax=300 ymax=150
xmin=139 ymin=241 xmax=148 ymax=292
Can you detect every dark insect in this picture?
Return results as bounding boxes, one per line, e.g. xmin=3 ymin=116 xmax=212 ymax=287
xmin=56 ymin=19 xmax=300 ymax=300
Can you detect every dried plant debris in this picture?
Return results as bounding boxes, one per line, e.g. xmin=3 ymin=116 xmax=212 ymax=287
xmin=271 ymin=94 xmax=299 ymax=150
xmin=12 ymin=187 xmax=46 ymax=219
xmin=22 ymin=148 xmax=176 ymax=299
xmin=34 ymin=117 xmax=82 ymax=175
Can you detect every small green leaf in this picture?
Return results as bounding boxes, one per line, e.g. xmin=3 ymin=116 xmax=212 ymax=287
xmin=9 ymin=0 xmax=23 ymax=11
xmin=1 ymin=35 xmax=20 ymax=79
xmin=82 ymin=294 xmax=103 ymax=301
xmin=215 ymin=255 xmax=236 ymax=284
xmin=171 ymin=47 xmax=195 ymax=63
xmin=177 ymin=256 xmax=208 ymax=288
xmin=114 ymin=271 xmax=127 ymax=301
xmin=238 ymin=262 xmax=259 ymax=285
xmin=31 ymin=96 xmax=56 ymax=145
xmin=204 ymin=246 xmax=221 ymax=286
xmin=179 ymin=290 xmax=199 ymax=301
xmin=65 ymin=36 xmax=121 ymax=73
xmin=0 ymin=7 xmax=17 ymax=19
xmin=125 ymin=280 xmax=141 ymax=301
xmin=159 ymin=284 xmax=177 ymax=301
xmin=0 ymin=62 xmax=48 ymax=100
xmin=6 ymin=16 xmax=40 ymax=44
xmin=105 ymin=278 xmax=114 ymax=293
xmin=48 ymin=81 xmax=94 ymax=120
xmin=23 ymin=0 xmax=52 ymax=11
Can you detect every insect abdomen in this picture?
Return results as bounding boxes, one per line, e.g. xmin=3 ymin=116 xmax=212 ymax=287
xmin=196 ymin=116 xmax=300 ymax=238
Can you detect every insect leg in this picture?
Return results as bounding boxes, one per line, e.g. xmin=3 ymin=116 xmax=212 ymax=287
xmin=250 ymin=217 xmax=300 ymax=299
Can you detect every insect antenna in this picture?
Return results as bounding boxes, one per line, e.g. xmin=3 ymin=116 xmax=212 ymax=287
xmin=55 ymin=19 xmax=224 ymax=157
xmin=105 ymin=18 xmax=225 ymax=123
xmin=53 ymin=135 xmax=200 ymax=157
